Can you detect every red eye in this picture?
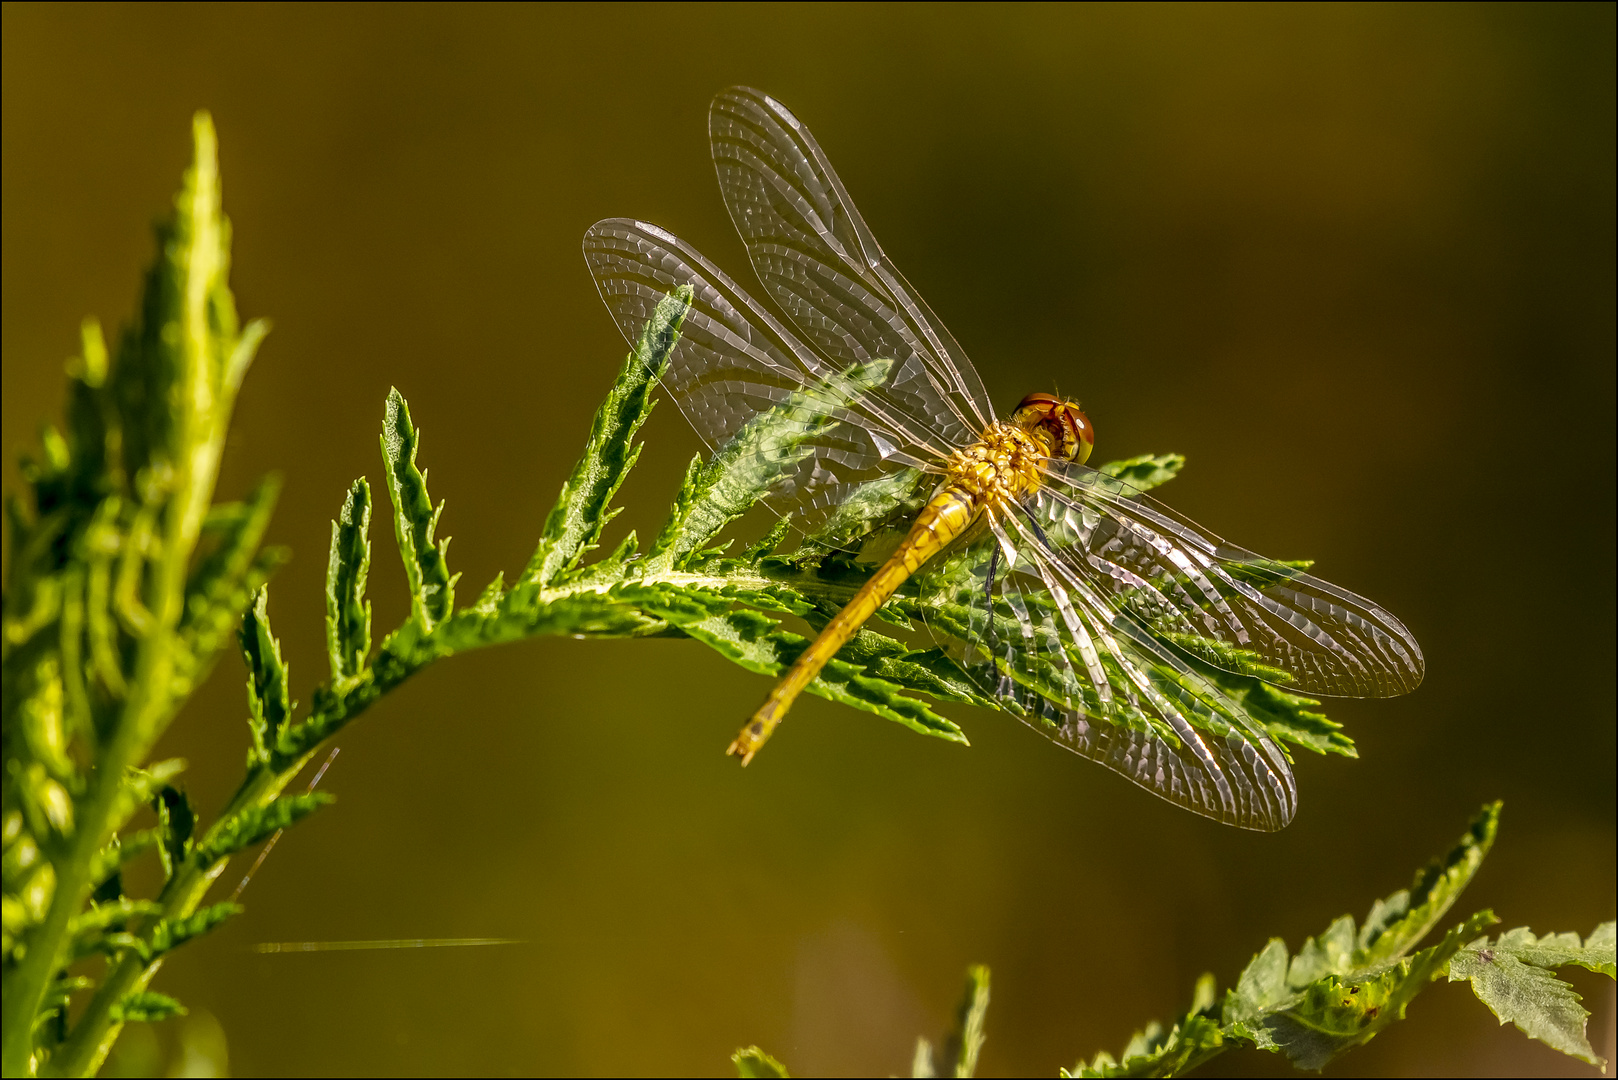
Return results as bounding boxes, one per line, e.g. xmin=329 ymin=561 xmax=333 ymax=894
xmin=1018 ymin=391 xmax=1060 ymax=410
xmin=1069 ymin=409 xmax=1095 ymax=464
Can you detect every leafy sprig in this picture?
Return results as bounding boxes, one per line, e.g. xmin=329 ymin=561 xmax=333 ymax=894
xmin=734 ymin=805 xmax=1615 ymax=1077
xmin=5 ymin=111 xmax=1595 ymax=1080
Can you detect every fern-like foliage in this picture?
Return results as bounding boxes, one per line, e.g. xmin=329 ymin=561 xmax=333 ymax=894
xmin=736 ymin=805 xmax=1615 ymax=1077
xmin=5 ymin=113 xmax=1595 ymax=1080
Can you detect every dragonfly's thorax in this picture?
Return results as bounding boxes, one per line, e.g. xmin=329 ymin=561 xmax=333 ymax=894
xmin=944 ymin=422 xmax=1049 ymax=509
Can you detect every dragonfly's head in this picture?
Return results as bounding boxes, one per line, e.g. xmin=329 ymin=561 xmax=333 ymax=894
xmin=1012 ymin=392 xmax=1094 ymax=465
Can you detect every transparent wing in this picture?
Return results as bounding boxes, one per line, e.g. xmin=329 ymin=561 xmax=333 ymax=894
xmin=709 ymin=87 xmax=997 ymax=447
xmin=1028 ymin=462 xmax=1425 ymax=698
xmin=584 ymin=218 xmax=955 ymax=541
xmin=918 ymin=516 xmax=1297 ymax=831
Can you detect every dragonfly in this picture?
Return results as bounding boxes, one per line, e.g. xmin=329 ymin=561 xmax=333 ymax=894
xmin=583 ymin=87 xmax=1424 ymax=830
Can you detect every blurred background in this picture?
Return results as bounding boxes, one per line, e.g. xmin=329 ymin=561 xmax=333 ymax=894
xmin=3 ymin=3 xmax=1614 ymax=1076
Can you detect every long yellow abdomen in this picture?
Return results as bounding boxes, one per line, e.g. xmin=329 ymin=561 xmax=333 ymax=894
xmin=726 ymin=487 xmax=981 ymax=764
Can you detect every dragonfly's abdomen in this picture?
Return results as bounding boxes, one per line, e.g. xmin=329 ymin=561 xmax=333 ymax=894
xmin=727 ymin=425 xmax=1052 ymax=764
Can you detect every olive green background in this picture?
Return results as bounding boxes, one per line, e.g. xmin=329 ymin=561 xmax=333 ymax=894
xmin=3 ymin=3 xmax=1614 ymax=1076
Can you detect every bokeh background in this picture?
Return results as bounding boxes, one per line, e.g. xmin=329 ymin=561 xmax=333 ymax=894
xmin=4 ymin=3 xmax=1614 ymax=1076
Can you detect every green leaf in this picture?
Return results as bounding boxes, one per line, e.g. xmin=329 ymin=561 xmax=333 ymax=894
xmin=152 ymin=786 xmax=195 ymax=881
xmin=146 ymin=901 xmax=240 ymax=959
xmin=238 ymin=588 xmax=291 ymax=766
xmin=647 ymin=358 xmax=897 ymax=571
xmin=1097 ymin=453 xmax=1185 ymax=493
xmin=1262 ymin=910 xmax=1496 ymax=1070
xmin=1065 ymin=806 xmax=1557 ymax=1076
xmin=42 ymin=977 xmax=94 ymax=1016
xmin=1585 ymin=921 xmax=1616 ymax=977
xmin=651 ymin=604 xmax=966 ymax=744
xmin=63 ymin=319 xmax=114 ymax=495
xmin=1210 ymin=677 xmax=1355 ymax=759
xmin=1222 ymin=938 xmax=1290 ymax=1047
xmin=70 ymin=899 xmax=163 ymax=960
xmin=1355 ymin=801 xmax=1499 ymax=966
xmin=732 ymin=1045 xmax=790 ymax=1078
xmin=109 ymin=992 xmax=186 ymax=1023
xmin=381 ymin=388 xmax=459 ymax=632
xmin=1447 ymin=923 xmax=1617 ymax=1067
xmin=525 ymin=286 xmax=692 ymax=587
xmin=1068 ymin=1015 xmax=1224 ymax=1078
xmin=325 ymin=478 xmax=373 ymax=684
xmin=196 ymin=792 xmax=334 ymax=863
xmin=939 ymin=964 xmax=990 ymax=1078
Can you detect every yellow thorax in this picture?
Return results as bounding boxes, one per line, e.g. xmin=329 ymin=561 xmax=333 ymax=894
xmin=944 ymin=422 xmax=1050 ymax=508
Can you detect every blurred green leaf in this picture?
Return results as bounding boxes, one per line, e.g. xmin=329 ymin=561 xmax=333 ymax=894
xmin=732 ymin=1045 xmax=790 ymax=1078
xmin=108 ymin=992 xmax=186 ymax=1024
xmin=152 ymin=786 xmax=195 ymax=883
xmin=940 ymin=964 xmax=990 ymax=1077
xmin=146 ymin=902 xmax=240 ymax=959
xmin=195 ymin=793 xmax=334 ymax=863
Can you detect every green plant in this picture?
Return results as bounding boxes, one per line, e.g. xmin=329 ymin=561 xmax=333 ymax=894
xmin=2 ymin=114 xmax=1598 ymax=1080
xmin=735 ymin=804 xmax=1616 ymax=1077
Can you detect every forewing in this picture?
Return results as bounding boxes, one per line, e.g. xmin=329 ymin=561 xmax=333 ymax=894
xmin=709 ymin=87 xmax=996 ymax=447
xmin=919 ymin=516 xmax=1297 ymax=831
xmin=584 ymin=218 xmax=948 ymax=540
xmin=1030 ymin=462 xmax=1425 ymax=698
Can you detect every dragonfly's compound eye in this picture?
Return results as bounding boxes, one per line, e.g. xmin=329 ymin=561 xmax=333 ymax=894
xmin=1017 ymin=391 xmax=1061 ymax=411
xmin=1069 ymin=407 xmax=1095 ymax=464
xmin=1012 ymin=394 xmax=1094 ymax=463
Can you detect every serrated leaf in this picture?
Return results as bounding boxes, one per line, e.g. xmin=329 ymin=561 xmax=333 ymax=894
xmin=1286 ymin=915 xmax=1357 ymax=989
xmin=1222 ymin=938 xmax=1290 ymax=1047
xmin=1355 ymin=802 xmax=1499 ymax=966
xmin=1263 ymin=909 xmax=1496 ymax=1070
xmin=109 ymin=991 xmax=186 ymax=1023
xmin=1484 ymin=922 xmax=1617 ymax=978
xmin=1447 ymin=923 xmax=1616 ymax=1067
xmin=196 ymin=792 xmax=334 ymax=863
xmin=526 ymin=286 xmax=692 ymax=587
xmin=1068 ymin=972 xmax=1223 ymax=1078
xmin=732 ymin=1045 xmax=790 ymax=1078
xmin=152 ymin=786 xmax=195 ymax=881
xmin=381 ymin=388 xmax=458 ymax=632
xmin=70 ymin=899 xmax=163 ymax=960
xmin=1199 ymin=668 xmax=1355 ymax=759
xmin=665 ymin=607 xmax=966 ymax=743
xmin=1584 ymin=922 xmax=1616 ymax=977
xmin=940 ymin=964 xmax=990 ymax=1078
xmin=1097 ymin=453 xmax=1185 ymax=493
xmin=1070 ymin=1015 xmax=1223 ymax=1078
xmin=325 ymin=477 xmax=373 ymax=683
xmin=147 ymin=901 xmax=240 ymax=958
xmin=647 ymin=358 xmax=896 ymax=572
xmin=108 ymin=760 xmax=185 ymax=841
xmin=238 ymin=587 xmax=290 ymax=765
